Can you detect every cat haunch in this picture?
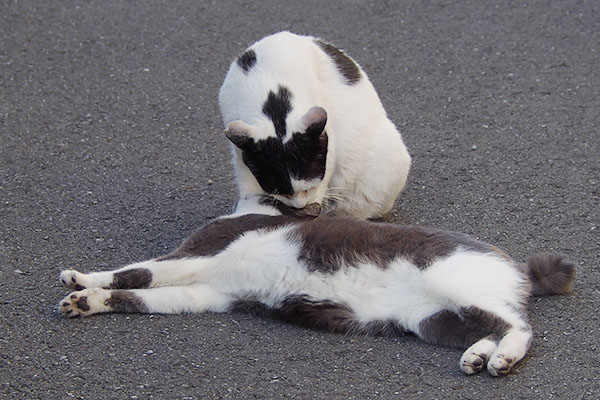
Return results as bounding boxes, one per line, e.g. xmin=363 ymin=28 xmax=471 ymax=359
xmin=58 ymin=213 xmax=575 ymax=376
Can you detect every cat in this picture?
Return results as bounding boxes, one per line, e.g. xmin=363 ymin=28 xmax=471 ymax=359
xmin=58 ymin=208 xmax=575 ymax=376
xmin=218 ymin=31 xmax=411 ymax=219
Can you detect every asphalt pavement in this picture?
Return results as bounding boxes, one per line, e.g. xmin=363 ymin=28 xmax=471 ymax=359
xmin=1 ymin=1 xmax=599 ymax=399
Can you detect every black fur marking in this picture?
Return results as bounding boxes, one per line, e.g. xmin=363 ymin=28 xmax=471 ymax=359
xmin=159 ymin=214 xmax=301 ymax=260
xmin=75 ymin=296 xmax=90 ymax=312
xmin=112 ymin=269 xmax=152 ymax=289
xmin=285 ymin=129 xmax=328 ymax=180
xmin=262 ymin=85 xmax=292 ymax=138
xmin=526 ymin=253 xmax=576 ymax=296
xmin=418 ymin=307 xmax=512 ymax=348
xmin=237 ymin=49 xmax=257 ymax=73
xmin=239 ymin=85 xmax=328 ymax=195
xmin=314 ymin=39 xmax=361 ymax=84
xmin=232 ymin=296 xmax=406 ymax=336
xmin=105 ymin=290 xmax=148 ymax=313
xmin=241 ymin=137 xmax=294 ymax=195
xmin=291 ymin=217 xmax=497 ymax=273
xmin=239 ymin=129 xmax=328 ymax=195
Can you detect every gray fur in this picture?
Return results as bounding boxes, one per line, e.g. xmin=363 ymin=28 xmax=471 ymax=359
xmin=290 ymin=216 xmax=498 ymax=272
xmin=112 ymin=269 xmax=152 ymax=289
xmin=526 ymin=253 xmax=576 ymax=295
xmin=105 ymin=291 xmax=148 ymax=313
xmin=418 ymin=307 xmax=512 ymax=348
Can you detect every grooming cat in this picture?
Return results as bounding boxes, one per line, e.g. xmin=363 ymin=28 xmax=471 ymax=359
xmin=58 ymin=210 xmax=575 ymax=376
xmin=218 ymin=31 xmax=411 ymax=218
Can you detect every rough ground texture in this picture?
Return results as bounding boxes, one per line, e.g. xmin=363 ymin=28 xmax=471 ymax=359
xmin=1 ymin=1 xmax=598 ymax=399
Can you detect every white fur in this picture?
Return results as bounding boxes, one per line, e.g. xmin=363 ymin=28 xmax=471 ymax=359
xmin=218 ymin=31 xmax=411 ymax=218
xmin=58 ymin=220 xmax=534 ymax=376
xmin=59 ymin=229 xmax=529 ymax=326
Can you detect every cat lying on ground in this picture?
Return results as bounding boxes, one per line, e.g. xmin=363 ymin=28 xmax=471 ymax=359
xmin=58 ymin=210 xmax=575 ymax=376
xmin=219 ymin=31 xmax=411 ymax=219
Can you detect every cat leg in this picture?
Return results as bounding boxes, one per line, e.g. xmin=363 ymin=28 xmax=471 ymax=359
xmin=59 ymin=284 xmax=233 ymax=317
xmin=60 ymin=257 xmax=214 ymax=290
xmin=487 ymin=325 xmax=533 ymax=376
xmin=417 ymin=307 xmax=512 ymax=375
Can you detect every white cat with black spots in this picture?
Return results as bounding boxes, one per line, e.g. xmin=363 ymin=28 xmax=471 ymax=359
xmin=219 ymin=32 xmax=411 ymax=218
xmin=58 ymin=206 xmax=575 ymax=377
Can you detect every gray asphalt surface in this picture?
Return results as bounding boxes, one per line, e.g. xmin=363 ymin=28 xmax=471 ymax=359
xmin=1 ymin=1 xmax=599 ymax=399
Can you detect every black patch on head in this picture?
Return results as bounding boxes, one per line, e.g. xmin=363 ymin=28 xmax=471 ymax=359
xmin=290 ymin=217 xmax=499 ymax=273
xmin=158 ymin=214 xmax=301 ymax=260
xmin=237 ymin=49 xmax=257 ymax=73
xmin=240 ymin=136 xmax=294 ymax=195
xmin=418 ymin=307 xmax=513 ymax=348
xmin=237 ymin=86 xmax=329 ymax=197
xmin=262 ymin=85 xmax=293 ymax=138
xmin=111 ymin=268 xmax=152 ymax=289
xmin=314 ymin=39 xmax=361 ymax=85
xmin=105 ymin=290 xmax=148 ymax=313
xmin=239 ymin=129 xmax=328 ymax=196
xmin=285 ymin=129 xmax=328 ymax=180
xmin=232 ymin=296 xmax=406 ymax=336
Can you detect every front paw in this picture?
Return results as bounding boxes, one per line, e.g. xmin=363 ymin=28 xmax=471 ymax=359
xmin=59 ymin=270 xmax=88 ymax=291
xmin=58 ymin=288 xmax=110 ymax=318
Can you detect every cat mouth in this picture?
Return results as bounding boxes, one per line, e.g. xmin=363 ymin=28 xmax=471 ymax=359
xmin=298 ymin=203 xmax=322 ymax=216
xmin=260 ymin=196 xmax=322 ymax=217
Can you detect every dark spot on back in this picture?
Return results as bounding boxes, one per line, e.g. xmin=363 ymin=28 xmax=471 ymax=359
xmin=237 ymin=49 xmax=257 ymax=73
xmin=262 ymin=85 xmax=292 ymax=138
xmin=314 ymin=39 xmax=361 ymax=84
xmin=159 ymin=214 xmax=302 ymax=260
xmin=290 ymin=217 xmax=498 ymax=273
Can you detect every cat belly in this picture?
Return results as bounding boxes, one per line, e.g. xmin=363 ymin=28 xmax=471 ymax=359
xmin=294 ymin=249 xmax=529 ymax=334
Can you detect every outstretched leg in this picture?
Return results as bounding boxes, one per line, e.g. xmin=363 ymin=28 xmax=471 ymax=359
xmin=58 ymin=284 xmax=233 ymax=317
xmin=60 ymin=257 xmax=214 ymax=291
xmin=417 ymin=306 xmax=531 ymax=376
xmin=487 ymin=326 xmax=533 ymax=376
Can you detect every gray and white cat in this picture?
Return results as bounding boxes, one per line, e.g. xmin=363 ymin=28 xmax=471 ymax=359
xmin=218 ymin=32 xmax=411 ymax=219
xmin=58 ymin=208 xmax=575 ymax=376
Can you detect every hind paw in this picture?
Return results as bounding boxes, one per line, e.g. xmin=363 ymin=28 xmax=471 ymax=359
xmin=58 ymin=288 xmax=110 ymax=317
xmin=460 ymin=338 xmax=498 ymax=375
xmin=60 ymin=270 xmax=89 ymax=291
xmin=487 ymin=354 xmax=515 ymax=376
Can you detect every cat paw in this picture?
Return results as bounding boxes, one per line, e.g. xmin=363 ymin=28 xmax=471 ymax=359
xmin=460 ymin=338 xmax=498 ymax=375
xmin=487 ymin=353 xmax=514 ymax=376
xmin=58 ymin=288 xmax=110 ymax=318
xmin=460 ymin=352 xmax=488 ymax=374
xmin=60 ymin=270 xmax=89 ymax=291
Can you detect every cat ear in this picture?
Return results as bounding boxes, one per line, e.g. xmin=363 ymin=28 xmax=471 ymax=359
xmin=301 ymin=107 xmax=327 ymax=137
xmin=225 ymin=120 xmax=255 ymax=149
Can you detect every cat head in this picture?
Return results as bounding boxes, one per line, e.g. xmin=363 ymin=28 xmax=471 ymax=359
xmin=225 ymin=106 xmax=328 ymax=209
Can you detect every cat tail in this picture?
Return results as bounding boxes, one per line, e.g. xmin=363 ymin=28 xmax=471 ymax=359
xmin=525 ymin=253 xmax=576 ymax=296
